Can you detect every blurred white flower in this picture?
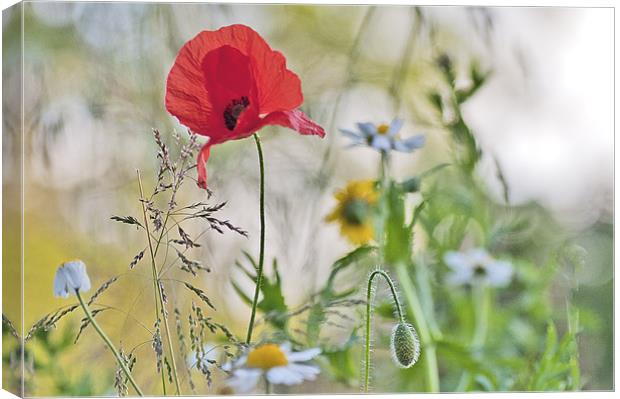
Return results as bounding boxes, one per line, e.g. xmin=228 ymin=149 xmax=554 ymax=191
xmin=225 ymin=342 xmax=321 ymax=393
xmin=53 ymin=260 xmax=91 ymax=298
xmin=340 ymin=119 xmax=425 ymax=153
xmin=187 ymin=343 xmax=220 ymax=368
xmin=443 ymin=248 xmax=513 ymax=287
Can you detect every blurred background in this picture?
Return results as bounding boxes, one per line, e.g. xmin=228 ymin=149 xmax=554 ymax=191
xmin=2 ymin=2 xmax=613 ymax=396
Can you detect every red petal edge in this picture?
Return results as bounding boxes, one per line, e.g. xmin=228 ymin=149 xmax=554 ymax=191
xmin=258 ymin=109 xmax=326 ymax=137
xmin=196 ymin=144 xmax=212 ymax=189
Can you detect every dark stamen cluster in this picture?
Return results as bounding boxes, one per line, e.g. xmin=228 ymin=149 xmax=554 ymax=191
xmin=223 ymin=96 xmax=250 ymax=131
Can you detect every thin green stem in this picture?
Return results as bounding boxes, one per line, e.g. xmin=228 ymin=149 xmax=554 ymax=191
xmin=75 ymin=291 xmax=144 ymax=396
xmin=364 ymin=269 xmax=405 ymax=392
xmin=395 ymin=262 xmax=439 ymax=392
xmin=376 ymin=152 xmax=391 ymax=260
xmin=472 ymin=284 xmax=490 ymax=349
xmin=265 ymin=377 xmax=272 ymax=394
xmin=246 ymin=133 xmax=266 ymax=345
xmin=137 ymin=170 xmax=182 ymax=395
xmin=456 ymin=283 xmax=490 ymax=392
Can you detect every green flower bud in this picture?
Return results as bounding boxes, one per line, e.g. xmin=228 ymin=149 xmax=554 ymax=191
xmin=390 ymin=322 xmax=420 ymax=368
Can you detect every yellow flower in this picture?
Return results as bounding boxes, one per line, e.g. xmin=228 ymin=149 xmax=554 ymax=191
xmin=326 ymin=180 xmax=378 ymax=245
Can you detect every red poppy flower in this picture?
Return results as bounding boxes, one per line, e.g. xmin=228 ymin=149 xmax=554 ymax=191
xmin=165 ymin=24 xmax=326 ymax=189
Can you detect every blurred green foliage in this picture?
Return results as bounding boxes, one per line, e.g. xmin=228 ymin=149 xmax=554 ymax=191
xmin=1 ymin=2 xmax=612 ymax=395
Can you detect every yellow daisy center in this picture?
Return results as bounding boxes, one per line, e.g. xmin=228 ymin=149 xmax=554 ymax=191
xmin=376 ymin=124 xmax=390 ymax=135
xmin=246 ymin=344 xmax=289 ymax=369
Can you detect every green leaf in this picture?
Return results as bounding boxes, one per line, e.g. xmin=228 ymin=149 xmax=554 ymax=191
xmin=234 ymin=260 xmax=257 ymax=283
xmin=231 ymin=281 xmax=252 ymax=306
xmin=323 ymin=245 xmax=376 ymax=299
xmin=320 ymin=330 xmax=361 ymax=386
xmin=436 ymin=338 xmax=498 ymax=390
xmin=526 ymin=321 xmax=581 ymax=391
xmin=257 ymin=260 xmax=288 ymax=330
xmin=306 ymin=304 xmax=326 ymax=346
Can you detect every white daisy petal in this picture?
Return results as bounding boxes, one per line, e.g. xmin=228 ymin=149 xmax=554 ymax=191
xmin=356 ymin=122 xmax=377 ymax=137
xmin=371 ymin=135 xmax=392 ymax=151
xmin=443 ymin=251 xmax=470 ymax=271
xmin=266 ymin=366 xmax=304 ymax=385
xmin=486 ymin=260 xmax=513 ymax=287
xmin=446 ymin=268 xmax=474 ymax=286
xmin=395 ymin=135 xmax=425 ymax=152
xmin=340 ymin=129 xmax=365 ymax=141
xmin=287 ymin=348 xmax=321 ymax=362
xmin=287 ymin=363 xmax=320 ymax=380
xmin=227 ymin=368 xmax=262 ymax=394
xmin=468 ymin=248 xmax=491 ymax=265
xmin=387 ymin=119 xmax=404 ymax=137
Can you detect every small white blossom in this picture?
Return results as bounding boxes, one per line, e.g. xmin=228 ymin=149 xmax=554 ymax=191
xmin=340 ymin=119 xmax=425 ymax=153
xmin=443 ymin=248 xmax=513 ymax=287
xmin=225 ymin=342 xmax=321 ymax=393
xmin=53 ymin=260 xmax=91 ymax=297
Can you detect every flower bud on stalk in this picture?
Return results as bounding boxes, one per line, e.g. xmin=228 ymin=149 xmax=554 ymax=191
xmin=390 ymin=322 xmax=420 ymax=368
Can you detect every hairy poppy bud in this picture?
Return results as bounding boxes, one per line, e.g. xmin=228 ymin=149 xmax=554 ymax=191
xmin=390 ymin=322 xmax=420 ymax=368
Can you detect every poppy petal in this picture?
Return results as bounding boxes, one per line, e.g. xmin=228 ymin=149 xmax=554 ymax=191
xmin=165 ymin=25 xmax=262 ymax=137
xmin=252 ymin=50 xmax=304 ymax=115
xmin=196 ymin=144 xmax=212 ymax=189
xmin=201 ymin=45 xmax=259 ymax=136
xmin=258 ymin=109 xmax=325 ymax=137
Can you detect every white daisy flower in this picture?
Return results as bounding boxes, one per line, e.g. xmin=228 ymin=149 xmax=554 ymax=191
xmin=443 ymin=248 xmax=513 ymax=288
xmin=53 ymin=260 xmax=91 ymax=298
xmin=340 ymin=119 xmax=425 ymax=153
xmin=225 ymin=342 xmax=321 ymax=393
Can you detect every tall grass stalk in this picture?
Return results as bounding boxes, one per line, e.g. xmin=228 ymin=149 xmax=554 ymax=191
xmin=137 ymin=170 xmax=182 ymax=395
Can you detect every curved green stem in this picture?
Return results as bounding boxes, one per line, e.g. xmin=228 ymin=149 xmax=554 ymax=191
xmin=395 ymin=262 xmax=439 ymax=392
xmin=364 ymin=269 xmax=405 ymax=392
xmin=75 ymin=291 xmax=144 ymax=396
xmin=246 ymin=133 xmax=266 ymax=345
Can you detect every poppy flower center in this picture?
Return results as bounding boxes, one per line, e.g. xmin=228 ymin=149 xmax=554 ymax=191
xmin=246 ymin=344 xmax=289 ymax=369
xmin=223 ymin=96 xmax=250 ymax=131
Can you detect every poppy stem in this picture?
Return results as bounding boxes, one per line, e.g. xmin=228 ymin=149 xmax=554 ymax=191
xmin=75 ymin=290 xmax=144 ymax=396
xmin=246 ymin=133 xmax=266 ymax=345
xmin=364 ymin=268 xmax=405 ymax=392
